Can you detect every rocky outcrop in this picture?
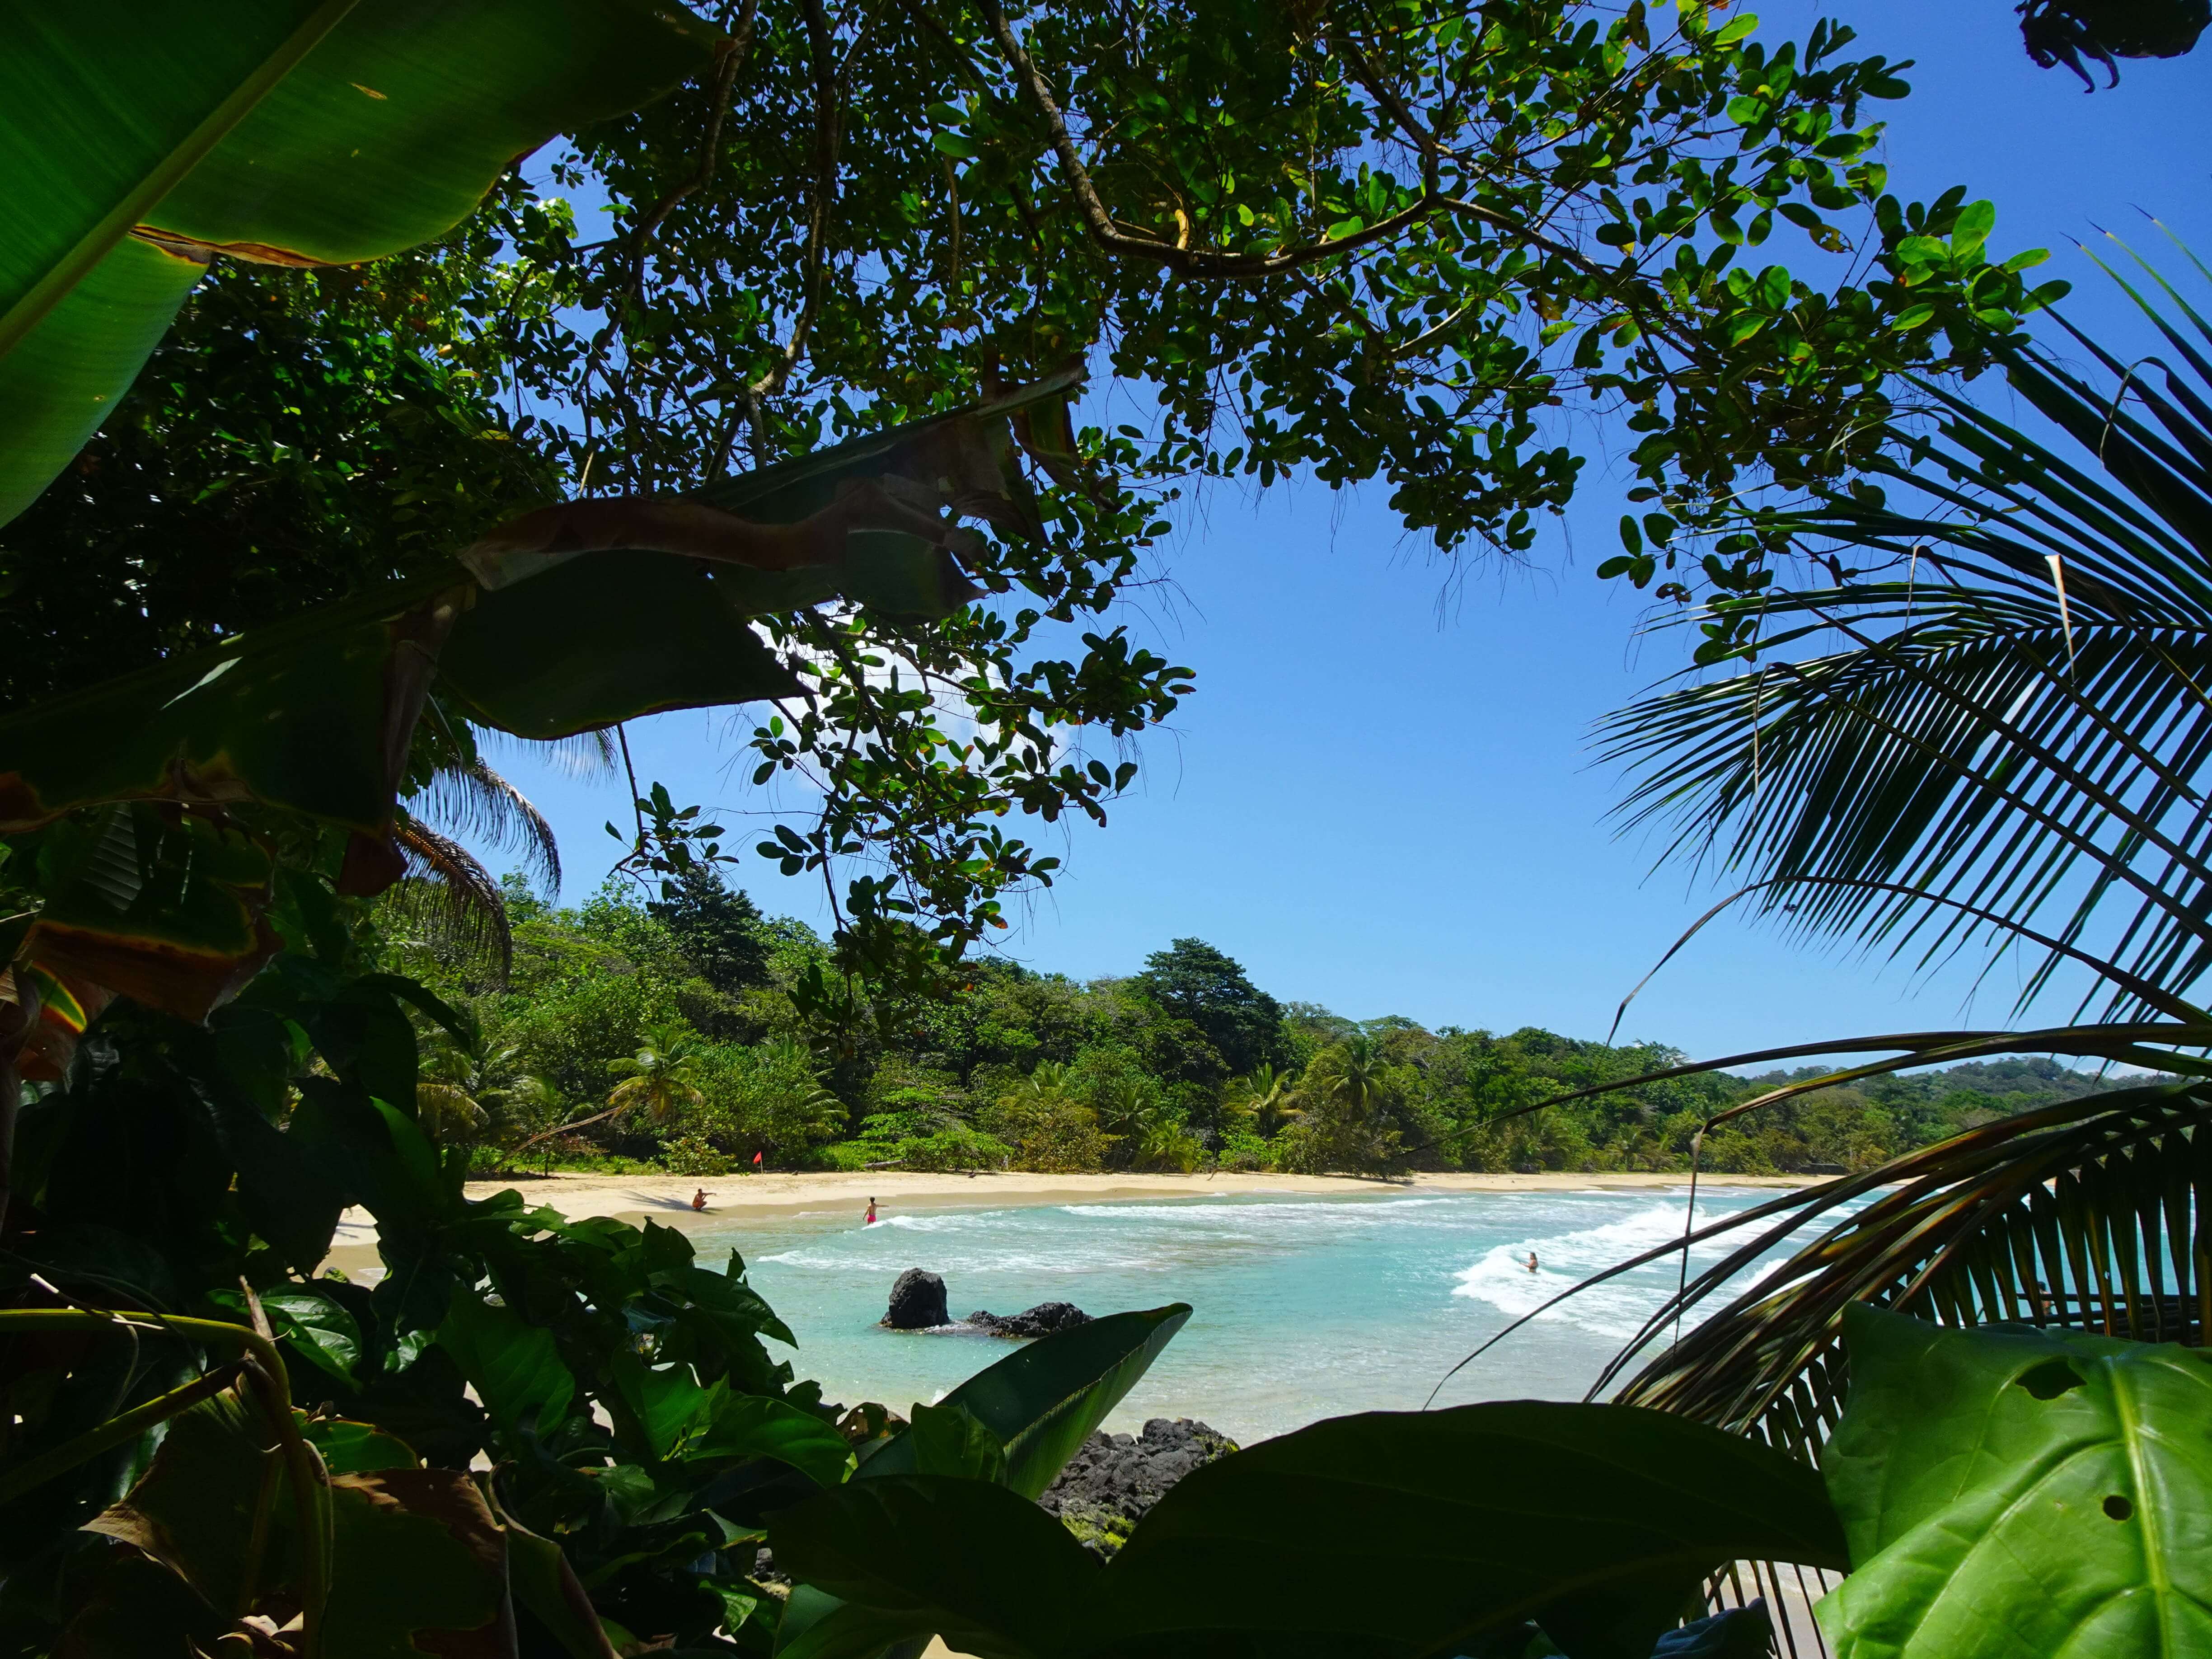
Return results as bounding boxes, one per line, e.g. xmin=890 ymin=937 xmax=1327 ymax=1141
xmin=1038 ymin=1418 xmax=1238 ymax=1559
xmin=966 ymin=1301 xmax=1092 ymax=1340
xmin=880 ymin=1268 xmax=950 ymax=1329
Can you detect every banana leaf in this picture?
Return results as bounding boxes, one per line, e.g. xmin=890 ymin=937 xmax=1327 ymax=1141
xmin=0 ymin=0 xmax=717 ymax=526
xmin=0 ymin=374 xmax=1078 ymax=1025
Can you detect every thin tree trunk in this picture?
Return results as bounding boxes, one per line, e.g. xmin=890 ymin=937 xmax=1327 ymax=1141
xmin=507 ymin=1103 xmax=628 ymax=1160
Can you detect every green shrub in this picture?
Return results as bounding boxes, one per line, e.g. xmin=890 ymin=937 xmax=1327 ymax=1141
xmin=1009 ymin=1103 xmax=1111 ymax=1172
xmin=661 ymin=1134 xmax=735 ymax=1176
xmin=1216 ymin=1129 xmax=1272 ymax=1171
xmin=893 ymin=1128 xmax=1013 ymax=1172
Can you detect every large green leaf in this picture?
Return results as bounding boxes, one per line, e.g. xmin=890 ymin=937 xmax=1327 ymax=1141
xmin=81 ymin=1387 xmax=509 ymax=1653
xmin=858 ymin=1302 xmax=1192 ymax=1499
xmin=0 ymin=0 xmax=717 ymax=525
xmin=438 ymin=552 xmax=801 ymax=741
xmin=0 ymin=376 xmax=1072 ymax=837
xmin=785 ymin=1299 xmax=1189 ymax=1659
xmin=769 ymin=1475 xmax=1099 ymax=1659
xmin=322 ymin=1468 xmax=510 ymax=1659
xmin=609 ymin=1348 xmax=716 ymax=1462
xmin=0 ymin=575 xmax=453 ymax=839
xmin=779 ymin=1401 xmax=1844 ymax=1659
xmin=1818 ymin=1305 xmax=2212 ymax=1657
xmin=693 ymin=1392 xmax=856 ymax=1489
xmin=23 ymin=805 xmax=275 ymax=1021
xmin=505 ymin=1514 xmax=625 ymax=1659
xmin=1091 ymin=1401 xmax=1844 ymax=1659
xmin=905 ymin=1401 xmax=1010 ymax=1485
xmin=47 ymin=1550 xmax=231 ymax=1658
xmin=300 ymin=1415 xmax=418 ymax=1476
xmin=436 ymin=1287 xmax=575 ymax=1438
xmin=82 ymin=1386 xmax=277 ymax=1618
xmin=774 ymin=1593 xmax=944 ymax=1659
xmin=205 ymin=1285 xmax=366 ymax=1392
xmin=607 ymin=1345 xmax=849 ymax=1473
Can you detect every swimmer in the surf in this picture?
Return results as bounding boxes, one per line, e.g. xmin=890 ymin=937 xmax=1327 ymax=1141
xmin=1525 ymin=1251 xmax=1539 ymax=1274
xmin=865 ymin=1197 xmax=878 ymax=1226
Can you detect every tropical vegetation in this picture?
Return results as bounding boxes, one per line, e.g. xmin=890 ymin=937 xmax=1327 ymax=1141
xmin=3 ymin=0 xmax=2210 ymax=1656
xmin=385 ymin=882 xmax=2149 ymax=1181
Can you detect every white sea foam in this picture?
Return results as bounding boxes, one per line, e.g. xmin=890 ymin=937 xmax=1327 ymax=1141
xmin=1446 ymin=1196 xmax=1845 ymax=1345
xmin=1448 ymin=1201 xmax=1770 ymax=1339
xmin=1060 ymin=1196 xmax=1455 ymax=1221
xmin=876 ymin=1212 xmax=995 ymax=1233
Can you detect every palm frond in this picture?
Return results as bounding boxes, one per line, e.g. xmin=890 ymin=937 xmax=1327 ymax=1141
xmin=480 ymin=724 xmax=621 ymax=782
xmin=1603 ymin=252 xmax=2212 ymax=1022
xmin=389 ymin=816 xmax=513 ymax=978
xmin=405 ymin=753 xmax=562 ymax=895
xmin=1599 ymin=1078 xmax=2212 ymax=1461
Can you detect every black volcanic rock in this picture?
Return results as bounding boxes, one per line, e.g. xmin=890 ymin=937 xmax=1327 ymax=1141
xmin=966 ymin=1300 xmax=1092 ymax=1339
xmin=881 ymin=1268 xmax=950 ymax=1329
xmin=1039 ymin=1418 xmax=1238 ymax=1559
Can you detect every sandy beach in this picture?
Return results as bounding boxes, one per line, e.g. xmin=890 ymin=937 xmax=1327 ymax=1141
xmin=323 ymin=1166 xmax=1818 ymax=1272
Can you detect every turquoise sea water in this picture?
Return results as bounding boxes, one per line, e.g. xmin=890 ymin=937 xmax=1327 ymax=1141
xmin=706 ymin=1187 xmax=1812 ymax=1444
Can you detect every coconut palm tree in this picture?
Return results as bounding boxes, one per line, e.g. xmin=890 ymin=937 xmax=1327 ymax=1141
xmin=995 ymin=1061 xmax=1071 ymax=1116
xmin=508 ymin=1020 xmax=707 ymax=1160
xmin=413 ymin=1010 xmax=571 ymax=1161
xmin=1228 ymin=1064 xmax=1302 ymax=1137
xmin=606 ymin=1022 xmax=709 ymax=1127
xmin=751 ymin=1037 xmax=848 ymax=1149
xmin=1092 ymin=1075 xmax=1154 ymax=1143
xmin=1277 ymin=1035 xmax=1403 ymax=1172
xmin=1518 ymin=248 xmax=2212 ymax=1457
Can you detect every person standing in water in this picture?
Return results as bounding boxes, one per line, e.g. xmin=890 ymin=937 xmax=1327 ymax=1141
xmin=691 ymin=1188 xmax=712 ymax=1212
xmin=864 ymin=1197 xmax=878 ymax=1226
xmin=1525 ymin=1251 xmax=1539 ymax=1274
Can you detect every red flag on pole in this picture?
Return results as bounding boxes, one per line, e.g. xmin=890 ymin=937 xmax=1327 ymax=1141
xmin=752 ymin=1150 xmax=763 ymax=1168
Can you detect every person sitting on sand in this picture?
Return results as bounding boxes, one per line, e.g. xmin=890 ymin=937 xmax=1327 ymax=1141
xmin=865 ymin=1197 xmax=878 ymax=1226
xmin=691 ymin=1188 xmax=712 ymax=1212
xmin=1525 ymin=1251 xmax=1539 ymax=1274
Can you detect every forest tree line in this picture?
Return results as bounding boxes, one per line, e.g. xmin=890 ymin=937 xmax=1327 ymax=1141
xmin=383 ymin=870 xmax=2131 ymax=1180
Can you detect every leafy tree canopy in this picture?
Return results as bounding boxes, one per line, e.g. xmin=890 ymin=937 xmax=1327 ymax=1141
xmin=1129 ymin=937 xmax=1287 ymax=1078
xmin=2 ymin=0 xmax=2064 ymax=954
xmin=647 ymin=865 xmax=776 ymax=996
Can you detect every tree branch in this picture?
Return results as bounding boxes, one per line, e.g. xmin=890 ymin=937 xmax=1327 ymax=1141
xmin=1330 ymin=25 xmax=1441 ymax=195
xmin=629 ymin=2 xmax=759 ymax=262
xmin=972 ymin=0 xmax=1660 ymax=291
xmin=752 ymin=0 xmax=845 ymax=400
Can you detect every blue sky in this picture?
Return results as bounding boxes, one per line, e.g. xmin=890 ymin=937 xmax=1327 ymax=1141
xmin=480 ymin=7 xmax=2210 ymax=1060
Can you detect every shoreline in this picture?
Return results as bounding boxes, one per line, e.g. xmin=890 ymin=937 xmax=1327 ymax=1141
xmin=323 ymin=1167 xmax=1819 ymax=1274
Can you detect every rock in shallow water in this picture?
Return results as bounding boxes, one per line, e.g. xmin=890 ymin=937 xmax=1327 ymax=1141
xmin=966 ymin=1301 xmax=1092 ymax=1339
xmin=1038 ymin=1418 xmax=1238 ymax=1559
xmin=880 ymin=1267 xmax=950 ymax=1329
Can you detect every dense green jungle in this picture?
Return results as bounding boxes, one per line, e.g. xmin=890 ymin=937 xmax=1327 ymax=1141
xmin=390 ymin=874 xmax=2143 ymax=1181
xmin=3 ymin=1 xmax=2210 ymax=1656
